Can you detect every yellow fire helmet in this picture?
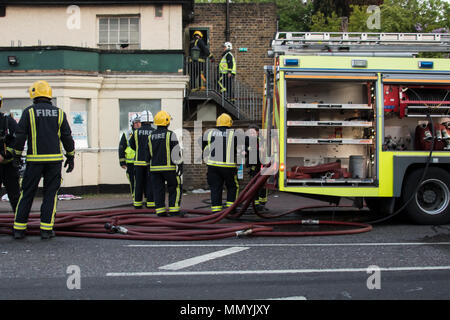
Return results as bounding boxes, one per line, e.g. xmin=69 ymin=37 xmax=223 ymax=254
xmin=0 ymin=95 xmax=3 ymax=108
xmin=154 ymin=110 xmax=171 ymax=126
xmin=193 ymin=30 xmax=203 ymax=38
xmin=29 ymin=80 xmax=52 ymax=100
xmin=216 ymin=113 xmax=233 ymax=127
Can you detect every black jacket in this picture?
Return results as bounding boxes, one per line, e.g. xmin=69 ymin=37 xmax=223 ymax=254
xmin=148 ymin=126 xmax=181 ymax=172
xmin=202 ymin=127 xmax=239 ymax=168
xmin=190 ymin=37 xmax=213 ymax=60
xmin=14 ymin=100 xmax=75 ymax=163
xmin=129 ymin=123 xmax=154 ymax=166
xmin=0 ymin=112 xmax=18 ymax=164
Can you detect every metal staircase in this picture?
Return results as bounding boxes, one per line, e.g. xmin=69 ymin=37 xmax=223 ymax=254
xmin=184 ymin=58 xmax=262 ymax=121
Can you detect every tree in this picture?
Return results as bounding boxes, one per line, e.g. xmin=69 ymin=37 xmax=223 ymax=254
xmin=277 ymin=0 xmax=314 ymax=31
xmin=310 ymin=11 xmax=342 ymax=32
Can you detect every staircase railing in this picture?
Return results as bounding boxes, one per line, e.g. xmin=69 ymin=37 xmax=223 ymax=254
xmin=185 ymin=58 xmax=262 ymax=121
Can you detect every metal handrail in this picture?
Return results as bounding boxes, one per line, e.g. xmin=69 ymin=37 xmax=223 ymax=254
xmin=185 ymin=57 xmax=262 ymax=120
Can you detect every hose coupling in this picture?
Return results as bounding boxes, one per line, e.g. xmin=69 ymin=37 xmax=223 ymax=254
xmin=105 ymin=223 xmax=128 ymax=234
xmin=301 ymin=219 xmax=320 ymax=225
xmin=236 ymin=229 xmax=253 ymax=237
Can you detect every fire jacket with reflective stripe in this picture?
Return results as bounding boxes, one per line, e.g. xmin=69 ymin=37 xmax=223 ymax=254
xmin=0 ymin=112 xmax=18 ymax=164
xmin=118 ymin=130 xmax=135 ymax=166
xmin=129 ymin=123 xmax=154 ymax=166
xmin=202 ymin=127 xmax=238 ymax=168
xmin=219 ymin=51 xmax=236 ymax=75
xmin=14 ymin=101 xmax=75 ymax=163
xmin=148 ymin=126 xmax=181 ymax=172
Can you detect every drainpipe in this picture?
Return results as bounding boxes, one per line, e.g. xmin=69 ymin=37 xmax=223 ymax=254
xmin=225 ymin=0 xmax=230 ymax=42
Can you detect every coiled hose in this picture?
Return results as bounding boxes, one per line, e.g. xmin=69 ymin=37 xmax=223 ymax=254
xmin=0 ymin=170 xmax=372 ymax=240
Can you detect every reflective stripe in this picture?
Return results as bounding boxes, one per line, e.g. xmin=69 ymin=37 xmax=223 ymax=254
xmin=134 ymin=201 xmax=143 ymax=207
xmin=206 ymin=162 xmax=237 ymax=168
xmin=57 ymin=109 xmax=63 ymax=154
xmin=150 ymin=165 xmax=176 ymax=171
xmin=134 ymin=161 xmax=149 ymax=166
xmin=29 ymin=109 xmax=37 ymax=155
xmin=175 ymin=175 xmax=181 ymax=208
xmin=211 ymin=206 xmax=222 ymax=212
xmin=146 ymin=202 xmax=155 ymax=208
xmin=169 ymin=207 xmax=180 ymax=212
xmin=13 ymin=222 xmax=27 ymax=230
xmin=166 ymin=132 xmax=171 ymax=168
xmin=226 ymin=201 xmax=234 ymax=208
xmin=40 ymin=222 xmax=53 ymax=230
xmin=66 ymin=150 xmax=75 ymax=157
xmin=234 ymin=174 xmax=240 ymax=202
xmin=206 ymin=129 xmax=236 ymax=167
xmin=156 ymin=207 xmax=166 ymax=214
xmin=26 ymin=154 xmax=64 ymax=162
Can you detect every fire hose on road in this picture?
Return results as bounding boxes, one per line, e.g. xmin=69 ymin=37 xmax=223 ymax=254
xmin=0 ymin=170 xmax=372 ymax=240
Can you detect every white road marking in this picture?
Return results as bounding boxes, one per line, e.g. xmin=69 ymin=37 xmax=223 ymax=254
xmin=158 ymin=246 xmax=250 ymax=271
xmin=106 ymin=265 xmax=450 ymax=277
xmin=263 ymin=296 xmax=307 ymax=300
xmin=126 ymin=242 xmax=450 ymax=248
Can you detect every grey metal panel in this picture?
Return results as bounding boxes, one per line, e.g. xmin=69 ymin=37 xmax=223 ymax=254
xmin=392 ymin=156 xmax=450 ymax=196
xmin=383 ymin=73 xmax=450 ymax=81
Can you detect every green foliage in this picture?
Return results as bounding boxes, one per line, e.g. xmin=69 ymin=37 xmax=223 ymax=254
xmin=310 ymin=11 xmax=342 ymax=32
xmin=277 ymin=0 xmax=314 ymax=32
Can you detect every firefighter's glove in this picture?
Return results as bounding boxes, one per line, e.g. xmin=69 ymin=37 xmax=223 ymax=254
xmin=177 ymin=163 xmax=183 ymax=176
xmin=12 ymin=154 xmax=22 ymax=169
xmin=64 ymin=155 xmax=74 ymax=173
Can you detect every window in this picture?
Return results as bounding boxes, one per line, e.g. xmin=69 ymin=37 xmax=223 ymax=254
xmin=98 ymin=16 xmax=140 ymax=50
xmin=0 ymin=98 xmax=30 ymax=122
xmin=119 ymin=99 xmax=161 ymax=133
xmin=155 ymin=5 xmax=163 ymax=18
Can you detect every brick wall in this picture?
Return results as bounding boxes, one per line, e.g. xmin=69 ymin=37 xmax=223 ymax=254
xmin=186 ymin=3 xmax=277 ymax=95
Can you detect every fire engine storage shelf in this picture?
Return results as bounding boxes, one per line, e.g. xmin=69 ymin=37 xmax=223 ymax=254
xmin=287 ymin=103 xmax=372 ymax=110
xmin=285 ymin=79 xmax=376 ymax=186
xmin=287 ymin=121 xmax=373 ymax=127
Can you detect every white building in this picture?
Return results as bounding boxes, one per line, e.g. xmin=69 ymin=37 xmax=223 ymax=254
xmin=0 ymin=0 xmax=192 ymax=191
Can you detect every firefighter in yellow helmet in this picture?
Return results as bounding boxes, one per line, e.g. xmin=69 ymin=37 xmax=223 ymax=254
xmin=189 ymin=30 xmax=214 ymax=91
xmin=13 ymin=80 xmax=75 ymax=239
xmin=147 ymin=110 xmax=183 ymax=216
xmin=202 ymin=113 xmax=240 ymax=213
xmin=0 ymin=94 xmax=21 ymax=214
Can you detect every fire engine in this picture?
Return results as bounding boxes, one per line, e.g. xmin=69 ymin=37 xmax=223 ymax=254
xmin=262 ymin=32 xmax=450 ymax=224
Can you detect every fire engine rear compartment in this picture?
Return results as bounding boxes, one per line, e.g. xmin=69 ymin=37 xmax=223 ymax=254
xmin=285 ymin=79 xmax=376 ymax=186
xmin=283 ymin=77 xmax=450 ymax=187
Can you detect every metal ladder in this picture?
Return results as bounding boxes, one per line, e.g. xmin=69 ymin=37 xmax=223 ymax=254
xmin=271 ymin=32 xmax=450 ymax=56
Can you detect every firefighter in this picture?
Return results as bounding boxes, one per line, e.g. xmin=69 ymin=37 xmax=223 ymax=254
xmin=203 ymin=113 xmax=239 ymax=213
xmin=0 ymin=94 xmax=20 ymax=213
xmin=119 ymin=114 xmax=141 ymax=201
xmin=12 ymin=80 xmax=75 ymax=240
xmin=245 ymin=124 xmax=268 ymax=211
xmin=129 ymin=110 xmax=155 ymax=209
xmin=148 ymin=110 xmax=183 ymax=216
xmin=218 ymin=42 xmax=236 ymax=99
xmin=189 ymin=30 xmax=214 ymax=91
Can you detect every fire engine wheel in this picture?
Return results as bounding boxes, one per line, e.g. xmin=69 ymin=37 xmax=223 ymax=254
xmin=402 ymin=167 xmax=450 ymax=225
